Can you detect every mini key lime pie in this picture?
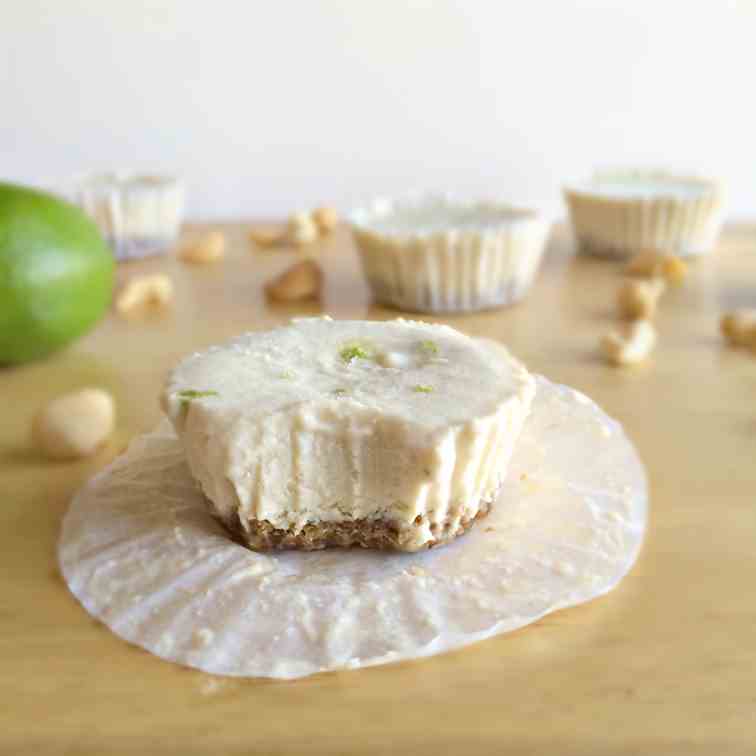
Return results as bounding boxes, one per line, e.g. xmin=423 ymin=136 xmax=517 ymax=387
xmin=350 ymin=195 xmax=550 ymax=313
xmin=564 ymin=170 xmax=726 ymax=260
xmin=161 ymin=318 xmax=536 ymax=551
xmin=60 ymin=317 xmax=648 ymax=679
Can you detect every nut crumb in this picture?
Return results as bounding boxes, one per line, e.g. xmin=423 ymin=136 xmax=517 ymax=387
xmin=192 ymin=627 xmax=215 ymax=648
xmin=553 ymin=561 xmax=577 ymax=577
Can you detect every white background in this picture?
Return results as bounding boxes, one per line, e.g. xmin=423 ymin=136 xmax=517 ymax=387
xmin=1 ymin=0 xmax=754 ymax=220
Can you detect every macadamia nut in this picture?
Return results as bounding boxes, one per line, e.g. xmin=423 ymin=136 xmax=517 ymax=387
xmin=33 ymin=388 xmax=115 ymax=460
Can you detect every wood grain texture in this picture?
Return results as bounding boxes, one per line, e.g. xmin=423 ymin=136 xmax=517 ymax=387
xmin=1 ymin=223 xmax=754 ymax=755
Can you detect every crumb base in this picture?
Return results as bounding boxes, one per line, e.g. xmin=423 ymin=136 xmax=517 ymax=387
xmin=221 ymin=505 xmax=492 ymax=553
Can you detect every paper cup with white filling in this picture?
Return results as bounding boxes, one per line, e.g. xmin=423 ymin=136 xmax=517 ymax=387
xmin=350 ymin=195 xmax=550 ymax=313
xmin=68 ymin=173 xmax=185 ymax=260
xmin=563 ymin=170 xmax=726 ymax=260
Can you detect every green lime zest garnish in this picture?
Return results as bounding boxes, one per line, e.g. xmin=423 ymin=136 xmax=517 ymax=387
xmin=279 ymin=369 xmax=296 ymax=379
xmin=418 ymin=340 xmax=439 ymax=355
xmin=340 ymin=341 xmax=373 ymax=363
xmin=178 ymin=389 xmax=219 ymax=410
xmin=413 ymin=384 xmax=434 ymax=393
xmin=332 ymin=388 xmax=348 ymax=397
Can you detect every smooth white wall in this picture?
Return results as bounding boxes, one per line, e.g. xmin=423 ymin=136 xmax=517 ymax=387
xmin=2 ymin=0 xmax=754 ymax=220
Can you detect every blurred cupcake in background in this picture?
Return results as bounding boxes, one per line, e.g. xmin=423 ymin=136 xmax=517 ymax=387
xmin=564 ymin=170 xmax=725 ymax=260
xmin=64 ymin=173 xmax=185 ymax=261
xmin=350 ymin=194 xmax=550 ymax=314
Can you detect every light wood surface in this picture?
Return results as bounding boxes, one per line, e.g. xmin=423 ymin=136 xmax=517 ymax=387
xmin=2 ymin=223 xmax=755 ymax=755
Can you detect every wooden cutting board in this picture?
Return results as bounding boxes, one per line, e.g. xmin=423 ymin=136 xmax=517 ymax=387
xmin=2 ymin=223 xmax=754 ymax=755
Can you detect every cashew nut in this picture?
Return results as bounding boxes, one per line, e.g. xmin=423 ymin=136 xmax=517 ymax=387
xmin=617 ymin=278 xmax=666 ymax=319
xmin=312 ymin=206 xmax=339 ymax=234
xmin=287 ymin=211 xmax=319 ymax=246
xmin=116 ymin=274 xmax=174 ymax=315
xmin=601 ymin=320 xmax=657 ymax=366
xmin=32 ymin=388 xmax=115 ymax=460
xmin=265 ymin=259 xmax=322 ymax=302
xmin=721 ymin=309 xmax=756 ymax=349
xmin=180 ymin=231 xmax=225 ymax=264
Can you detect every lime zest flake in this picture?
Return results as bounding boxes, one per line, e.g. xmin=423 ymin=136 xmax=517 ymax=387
xmin=178 ymin=389 xmax=219 ymax=410
xmin=418 ymin=340 xmax=439 ymax=356
xmin=340 ymin=341 xmax=373 ymax=364
xmin=279 ymin=369 xmax=296 ymax=379
xmin=332 ymin=388 xmax=348 ymax=397
xmin=413 ymin=384 xmax=434 ymax=393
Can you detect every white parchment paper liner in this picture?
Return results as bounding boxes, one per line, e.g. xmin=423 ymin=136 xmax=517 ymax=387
xmin=60 ymin=377 xmax=647 ymax=679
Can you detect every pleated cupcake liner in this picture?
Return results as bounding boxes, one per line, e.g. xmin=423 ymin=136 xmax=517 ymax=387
xmin=351 ymin=197 xmax=550 ymax=313
xmin=564 ymin=173 xmax=725 ymax=260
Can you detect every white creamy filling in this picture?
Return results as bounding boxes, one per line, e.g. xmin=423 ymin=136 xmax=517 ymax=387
xmin=569 ymin=176 xmax=715 ymax=200
xmin=350 ymin=196 xmax=537 ymax=236
xmin=163 ymin=319 xmax=535 ymax=548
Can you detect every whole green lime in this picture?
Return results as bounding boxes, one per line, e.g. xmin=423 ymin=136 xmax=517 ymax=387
xmin=0 ymin=182 xmax=114 ymax=365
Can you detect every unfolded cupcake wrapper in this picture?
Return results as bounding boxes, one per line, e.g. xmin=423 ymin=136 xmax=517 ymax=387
xmin=59 ymin=377 xmax=647 ymax=679
xmin=353 ymin=221 xmax=550 ymax=313
xmin=564 ymin=187 xmax=725 ymax=260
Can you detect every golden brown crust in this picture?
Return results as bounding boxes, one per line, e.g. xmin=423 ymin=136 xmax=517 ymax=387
xmin=220 ymin=505 xmax=492 ymax=553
